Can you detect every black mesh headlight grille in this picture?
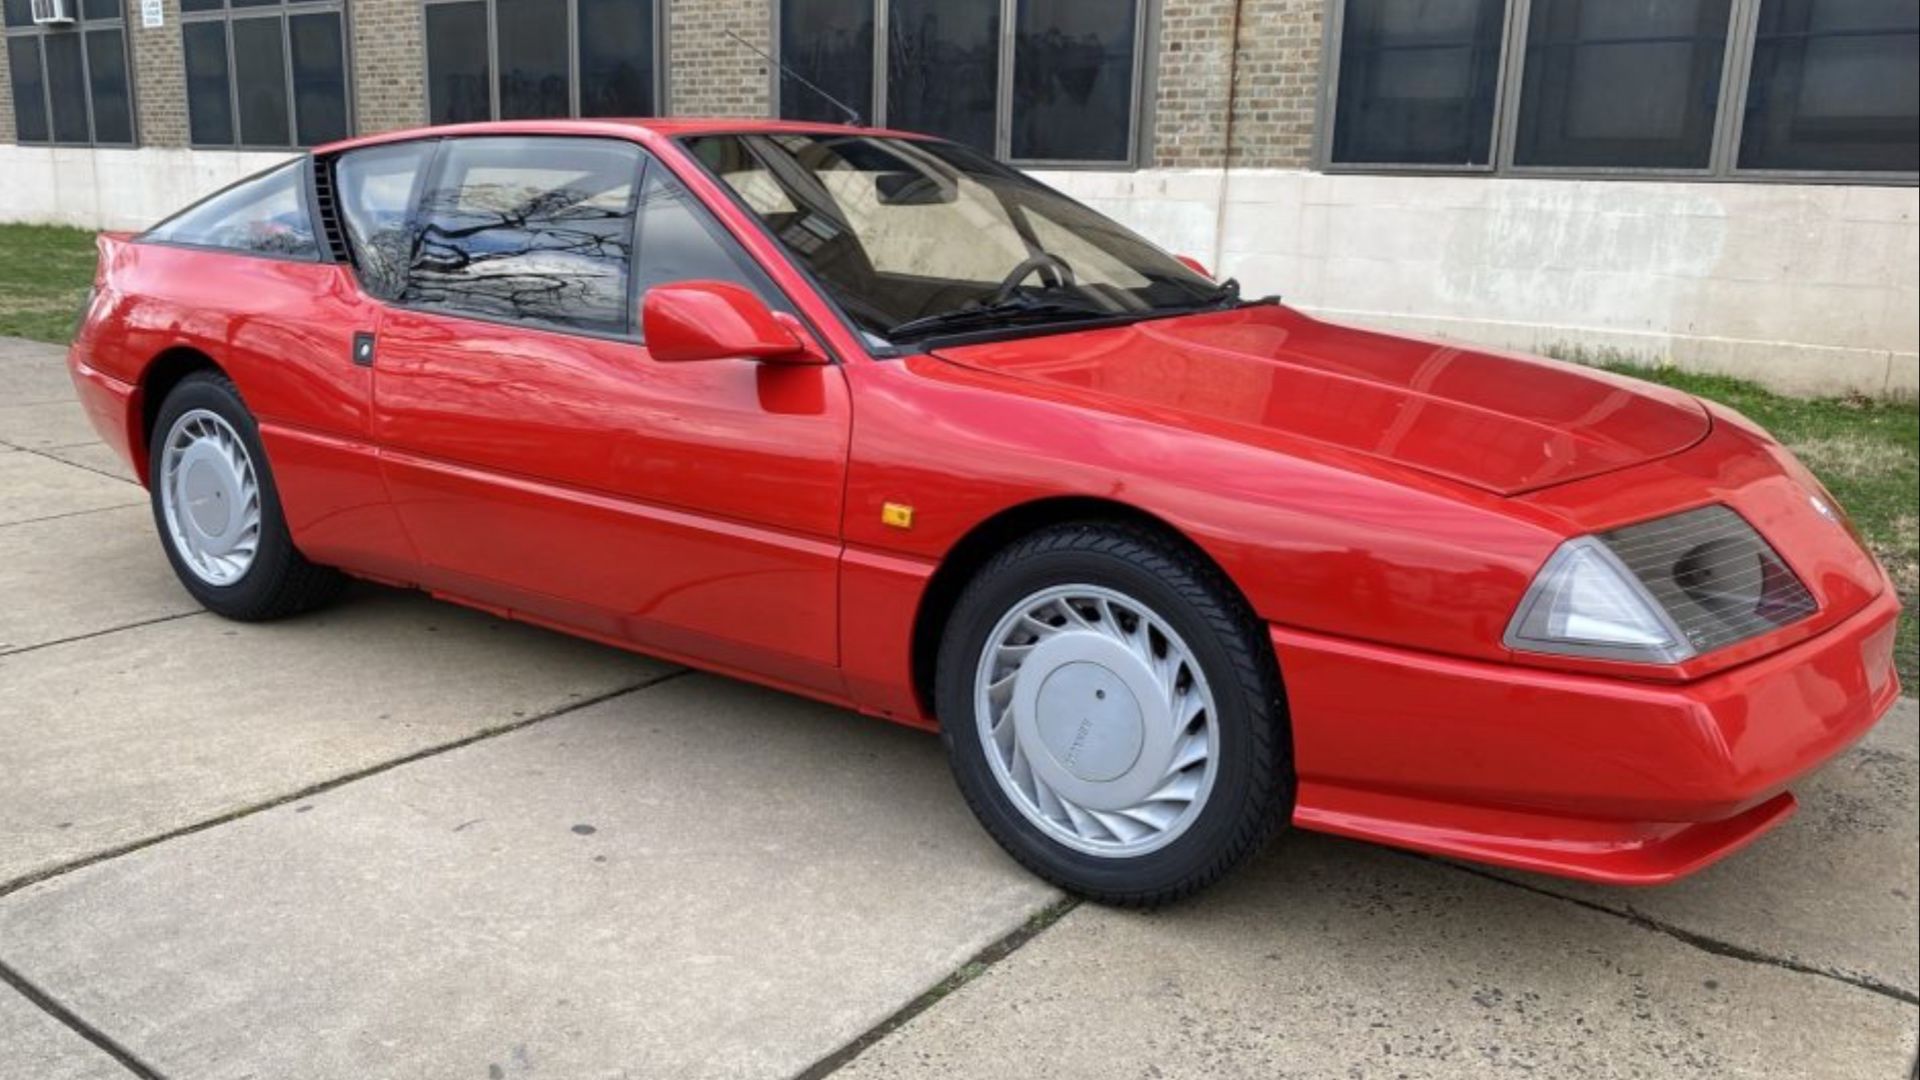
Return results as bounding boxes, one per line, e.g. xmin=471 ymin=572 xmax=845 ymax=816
xmin=1599 ymin=505 xmax=1817 ymax=655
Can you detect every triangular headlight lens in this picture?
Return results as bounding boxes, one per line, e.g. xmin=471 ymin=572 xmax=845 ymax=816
xmin=1506 ymin=538 xmax=1695 ymax=664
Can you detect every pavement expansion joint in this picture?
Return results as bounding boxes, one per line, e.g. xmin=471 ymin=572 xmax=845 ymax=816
xmin=1431 ymin=854 xmax=1920 ymax=1007
xmin=0 ymin=611 xmax=207 ymax=658
xmin=0 ymin=667 xmax=692 ymax=902
xmin=0 ymin=957 xmax=168 ymax=1080
xmin=0 ymin=440 xmax=142 ymax=484
xmin=0 ymin=502 xmax=146 ymax=531
xmin=795 ymin=896 xmax=1081 ymax=1079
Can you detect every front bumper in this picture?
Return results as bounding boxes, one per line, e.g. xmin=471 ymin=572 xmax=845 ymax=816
xmin=1274 ymin=587 xmax=1902 ymax=884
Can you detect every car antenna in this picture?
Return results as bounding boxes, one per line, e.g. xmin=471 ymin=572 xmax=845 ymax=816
xmin=724 ymin=30 xmax=863 ymax=127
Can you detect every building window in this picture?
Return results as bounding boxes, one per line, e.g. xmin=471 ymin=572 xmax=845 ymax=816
xmin=1513 ymin=0 xmax=1734 ymax=170
xmin=421 ymin=0 xmax=660 ymax=125
xmin=180 ymin=0 xmax=349 ymax=149
xmin=4 ymin=0 xmax=135 ymax=146
xmin=1321 ymin=0 xmax=1919 ymax=181
xmin=774 ymin=0 xmax=1149 ymax=166
xmin=1738 ymin=0 xmax=1919 ymax=173
xmin=1329 ymin=0 xmax=1505 ymax=166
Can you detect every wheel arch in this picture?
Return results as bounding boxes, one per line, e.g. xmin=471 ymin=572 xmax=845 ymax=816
xmin=909 ymin=495 xmax=1263 ymax=721
xmin=133 ymin=346 xmax=227 ymax=483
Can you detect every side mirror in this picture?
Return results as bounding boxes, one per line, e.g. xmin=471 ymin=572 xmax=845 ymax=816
xmin=642 ymin=281 xmax=823 ymax=364
xmin=1175 ymin=254 xmax=1212 ymax=280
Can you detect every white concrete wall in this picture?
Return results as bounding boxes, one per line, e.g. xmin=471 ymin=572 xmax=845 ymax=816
xmin=0 ymin=145 xmax=298 ymax=232
xmin=2 ymin=146 xmax=1913 ymax=397
xmin=1036 ymin=168 xmax=1920 ymax=398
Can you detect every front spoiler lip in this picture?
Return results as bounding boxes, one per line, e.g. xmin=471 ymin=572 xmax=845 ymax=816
xmin=1293 ymin=786 xmax=1801 ymax=886
xmin=1277 ymin=588 xmax=1901 ymax=886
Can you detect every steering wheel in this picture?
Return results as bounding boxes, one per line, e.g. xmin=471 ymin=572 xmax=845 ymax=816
xmin=991 ymin=252 xmax=1077 ymax=304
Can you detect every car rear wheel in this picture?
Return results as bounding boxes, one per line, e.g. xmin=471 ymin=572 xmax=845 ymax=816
xmin=149 ymin=371 xmax=345 ymax=620
xmin=936 ymin=522 xmax=1291 ymax=906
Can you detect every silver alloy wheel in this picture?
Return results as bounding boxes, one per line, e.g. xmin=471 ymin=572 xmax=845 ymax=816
xmin=974 ymin=584 xmax=1220 ymax=858
xmin=158 ymin=408 xmax=262 ymax=587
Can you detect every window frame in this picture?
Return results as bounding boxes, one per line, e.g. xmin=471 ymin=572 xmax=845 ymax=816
xmin=769 ymin=0 xmax=1159 ymax=170
xmin=418 ymin=0 xmax=668 ymax=125
xmin=179 ymin=0 xmax=353 ymax=152
xmin=4 ymin=3 xmax=137 ymax=148
xmin=1314 ymin=0 xmax=1919 ymax=185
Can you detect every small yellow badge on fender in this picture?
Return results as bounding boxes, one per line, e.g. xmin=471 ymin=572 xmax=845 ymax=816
xmin=881 ymin=502 xmax=914 ymax=529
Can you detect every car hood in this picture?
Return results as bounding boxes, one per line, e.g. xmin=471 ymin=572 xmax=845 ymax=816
xmin=929 ymin=305 xmax=1710 ymax=496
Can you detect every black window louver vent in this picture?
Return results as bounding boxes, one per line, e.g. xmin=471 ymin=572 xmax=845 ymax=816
xmin=311 ymin=158 xmax=352 ymax=265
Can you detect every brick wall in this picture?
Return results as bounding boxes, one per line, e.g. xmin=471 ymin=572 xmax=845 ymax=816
xmin=1150 ymin=0 xmax=1323 ymax=169
xmin=352 ymin=0 xmax=425 ymax=135
xmin=2 ymin=0 xmax=1323 ymax=159
xmin=132 ymin=0 xmax=188 ymax=146
xmin=0 ymin=34 xmax=15 ymax=144
xmin=667 ymin=0 xmax=772 ymax=117
xmin=1151 ymin=0 xmax=1237 ymax=167
xmin=1226 ymin=0 xmax=1321 ymax=168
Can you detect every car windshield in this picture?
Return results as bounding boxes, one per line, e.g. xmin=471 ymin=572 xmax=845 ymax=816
xmin=682 ymin=132 xmax=1230 ymax=345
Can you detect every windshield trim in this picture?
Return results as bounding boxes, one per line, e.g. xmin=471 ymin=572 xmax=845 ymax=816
xmin=899 ymin=297 xmax=1280 ymax=352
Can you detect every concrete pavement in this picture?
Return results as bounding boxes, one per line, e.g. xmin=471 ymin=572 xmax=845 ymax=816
xmin=0 ymin=336 xmax=1914 ymax=1078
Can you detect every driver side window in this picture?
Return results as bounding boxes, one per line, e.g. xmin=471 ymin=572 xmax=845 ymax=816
xmin=401 ymin=136 xmax=643 ymax=335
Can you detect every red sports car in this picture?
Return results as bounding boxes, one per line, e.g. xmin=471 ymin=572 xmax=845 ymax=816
xmin=69 ymin=119 xmax=1901 ymax=905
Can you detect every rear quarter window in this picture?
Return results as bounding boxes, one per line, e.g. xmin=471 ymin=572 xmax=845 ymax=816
xmin=143 ymin=159 xmax=320 ymax=260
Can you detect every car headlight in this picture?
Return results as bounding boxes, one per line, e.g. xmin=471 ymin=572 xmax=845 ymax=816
xmin=1506 ymin=505 xmax=1817 ymax=665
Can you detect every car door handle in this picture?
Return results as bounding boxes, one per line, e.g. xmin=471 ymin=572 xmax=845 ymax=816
xmin=352 ymin=332 xmax=376 ymax=367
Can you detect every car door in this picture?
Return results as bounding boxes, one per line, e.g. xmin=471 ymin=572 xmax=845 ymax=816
xmin=369 ymin=135 xmax=852 ymax=693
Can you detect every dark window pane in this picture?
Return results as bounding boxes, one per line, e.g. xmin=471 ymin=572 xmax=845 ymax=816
xmin=337 ymin=141 xmax=434 ymax=299
xmin=778 ymin=0 xmax=872 ymax=123
xmin=630 ymin=163 xmax=784 ymax=321
xmin=579 ymin=0 xmax=654 ymax=116
xmin=231 ymin=0 xmax=280 ymax=7
xmin=1333 ymin=0 xmax=1507 ymax=165
xmin=146 ymin=161 xmax=320 ymax=258
xmin=179 ymin=0 xmax=223 ymax=11
xmin=81 ymin=0 xmax=120 ymax=20
xmin=233 ymin=16 xmax=291 ymax=146
xmin=1011 ymin=0 xmax=1136 ymax=161
xmin=290 ymin=12 xmax=348 ymax=144
xmin=86 ymin=29 xmax=132 ymax=144
xmin=6 ymin=37 xmax=48 ymax=143
xmin=887 ymin=0 xmax=998 ymax=152
xmin=498 ymin=0 xmax=569 ymax=119
xmin=44 ymin=32 xmax=90 ymax=143
xmin=3 ymin=0 xmax=33 ymax=27
xmin=426 ymin=1 xmax=491 ymax=124
xmin=405 ymin=137 xmax=641 ymax=333
xmin=184 ymin=20 xmax=234 ymax=144
xmin=1514 ymin=0 xmax=1733 ymax=169
xmin=1740 ymin=0 xmax=1919 ymax=173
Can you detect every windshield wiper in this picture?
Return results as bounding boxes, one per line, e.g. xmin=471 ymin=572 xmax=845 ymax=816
xmin=885 ymin=295 xmax=1116 ymax=342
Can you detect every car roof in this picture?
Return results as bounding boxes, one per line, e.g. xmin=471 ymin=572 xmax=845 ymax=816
xmin=312 ymin=117 xmax=929 ymax=156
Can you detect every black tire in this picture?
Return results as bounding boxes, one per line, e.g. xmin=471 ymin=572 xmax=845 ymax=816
xmin=147 ymin=371 xmax=346 ymax=621
xmin=935 ymin=521 xmax=1292 ymax=907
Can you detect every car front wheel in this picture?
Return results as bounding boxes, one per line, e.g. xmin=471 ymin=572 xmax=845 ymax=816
xmin=148 ymin=371 xmax=345 ymax=620
xmin=936 ymin=522 xmax=1291 ymax=906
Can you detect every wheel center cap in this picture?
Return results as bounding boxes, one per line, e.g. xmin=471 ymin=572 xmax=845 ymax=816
xmin=182 ymin=459 xmax=231 ymax=538
xmin=1034 ymin=661 xmax=1144 ymax=783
